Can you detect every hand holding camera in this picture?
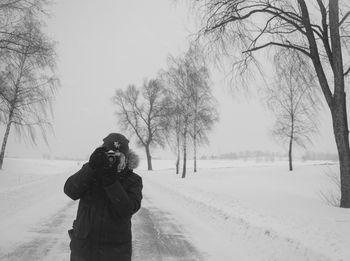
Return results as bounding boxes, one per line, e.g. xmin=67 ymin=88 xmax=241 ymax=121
xmin=89 ymin=147 xmax=127 ymax=186
xmin=89 ymin=147 xmax=123 ymax=169
xmin=89 ymin=147 xmax=109 ymax=170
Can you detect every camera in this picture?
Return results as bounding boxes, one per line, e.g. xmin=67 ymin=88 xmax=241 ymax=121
xmin=105 ymin=150 xmax=120 ymax=167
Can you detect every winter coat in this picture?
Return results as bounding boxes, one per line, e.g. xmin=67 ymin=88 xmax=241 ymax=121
xmin=64 ymin=151 xmax=142 ymax=261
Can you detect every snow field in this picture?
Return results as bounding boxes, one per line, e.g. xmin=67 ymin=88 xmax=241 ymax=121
xmin=139 ymin=162 xmax=350 ymax=261
xmin=0 ymin=158 xmax=79 ymax=254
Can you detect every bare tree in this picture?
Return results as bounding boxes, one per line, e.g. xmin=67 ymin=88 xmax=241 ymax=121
xmin=0 ymin=0 xmax=51 ymax=55
xmin=164 ymin=44 xmax=218 ymax=177
xmin=164 ymin=54 xmax=194 ymax=178
xmin=160 ymin=87 xmax=183 ymax=174
xmin=0 ymin=14 xmax=58 ymax=169
xmin=267 ymin=49 xmax=319 ymax=171
xmin=113 ymin=79 xmax=168 ymax=171
xmin=191 ymin=98 xmax=219 ymax=172
xmin=186 ymin=45 xmax=219 ymax=173
xmin=191 ymin=0 xmax=350 ymax=208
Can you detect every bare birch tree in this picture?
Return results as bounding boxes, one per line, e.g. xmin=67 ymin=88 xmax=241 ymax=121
xmin=160 ymin=85 xmax=183 ymax=174
xmin=267 ymin=49 xmax=319 ymax=171
xmin=186 ymin=46 xmax=219 ymax=173
xmin=113 ymin=79 xmax=168 ymax=171
xmin=191 ymin=0 xmax=350 ymax=208
xmin=0 ymin=14 xmax=58 ymax=169
xmin=164 ymin=54 xmax=193 ymax=178
xmin=164 ymin=44 xmax=218 ymax=177
xmin=0 ymin=0 xmax=51 ymax=55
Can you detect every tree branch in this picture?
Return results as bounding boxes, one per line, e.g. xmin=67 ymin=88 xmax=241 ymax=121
xmin=298 ymin=0 xmax=333 ymax=107
xmin=344 ymin=66 xmax=350 ymax=76
xmin=316 ymin=0 xmax=333 ymax=68
xmin=243 ymin=41 xmax=311 ymax=58
xmin=340 ymin=11 xmax=350 ymax=26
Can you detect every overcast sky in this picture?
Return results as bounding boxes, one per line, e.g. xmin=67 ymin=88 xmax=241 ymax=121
xmin=3 ymin=0 xmax=337 ymax=160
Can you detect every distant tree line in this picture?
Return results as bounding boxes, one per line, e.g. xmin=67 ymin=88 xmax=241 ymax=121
xmin=301 ymin=152 xmax=338 ymax=162
xmin=113 ymin=44 xmax=218 ymax=177
xmin=202 ymin=151 xmax=284 ymax=161
xmin=201 ymin=150 xmax=338 ymax=162
xmin=0 ymin=0 xmax=58 ymax=169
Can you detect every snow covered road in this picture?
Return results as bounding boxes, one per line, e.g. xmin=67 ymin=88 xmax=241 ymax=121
xmin=0 ymin=159 xmax=204 ymax=260
xmin=0 ymin=196 xmax=203 ymax=261
xmin=132 ymin=196 xmax=203 ymax=261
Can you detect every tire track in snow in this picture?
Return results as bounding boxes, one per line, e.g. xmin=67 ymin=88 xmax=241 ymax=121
xmin=0 ymin=200 xmax=76 ymax=261
xmin=132 ymin=195 xmax=203 ymax=261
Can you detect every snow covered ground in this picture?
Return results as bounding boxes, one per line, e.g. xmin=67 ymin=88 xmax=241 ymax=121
xmin=0 ymin=158 xmax=349 ymax=261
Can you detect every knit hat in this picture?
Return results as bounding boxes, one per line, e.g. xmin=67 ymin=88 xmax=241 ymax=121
xmin=102 ymin=133 xmax=129 ymax=155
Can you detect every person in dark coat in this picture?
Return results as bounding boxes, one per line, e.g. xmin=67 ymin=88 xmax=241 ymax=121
xmin=64 ymin=133 xmax=143 ymax=261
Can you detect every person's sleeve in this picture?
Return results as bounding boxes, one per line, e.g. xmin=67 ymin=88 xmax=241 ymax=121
xmin=64 ymin=163 xmax=95 ymax=200
xmin=104 ymin=175 xmax=143 ymax=218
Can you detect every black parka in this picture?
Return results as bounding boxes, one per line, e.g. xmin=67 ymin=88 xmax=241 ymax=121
xmin=64 ymin=154 xmax=142 ymax=261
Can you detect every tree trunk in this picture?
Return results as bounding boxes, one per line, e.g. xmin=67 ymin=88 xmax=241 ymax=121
xmin=0 ymin=121 xmax=12 ymax=170
xmin=145 ymin=145 xmax=152 ymax=171
xmin=176 ymin=156 xmax=180 ymax=174
xmin=329 ymin=0 xmax=350 ymax=208
xmin=182 ymin=143 xmax=187 ymax=179
xmin=331 ymin=93 xmax=350 ymax=207
xmin=194 ymin=132 xmax=197 ymax=173
xmin=176 ymin=132 xmax=180 ymax=174
xmin=288 ymin=135 xmax=293 ymax=171
xmin=0 ymin=62 xmax=20 ymax=170
xmin=299 ymin=0 xmax=350 ymax=207
xmin=289 ymin=117 xmax=294 ymax=172
xmin=182 ymin=125 xmax=187 ymax=178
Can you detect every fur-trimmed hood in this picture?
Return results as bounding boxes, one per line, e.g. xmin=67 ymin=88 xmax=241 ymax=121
xmin=126 ymin=149 xmax=139 ymax=170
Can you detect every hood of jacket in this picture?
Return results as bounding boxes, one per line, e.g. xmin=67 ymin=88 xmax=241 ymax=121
xmin=126 ymin=150 xmax=139 ymax=170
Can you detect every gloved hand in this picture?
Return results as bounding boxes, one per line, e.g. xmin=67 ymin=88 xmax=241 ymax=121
xmin=89 ymin=147 xmax=108 ymax=170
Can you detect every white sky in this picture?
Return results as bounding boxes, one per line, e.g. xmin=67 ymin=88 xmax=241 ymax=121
xmin=4 ymin=0 xmax=337 ymax=160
